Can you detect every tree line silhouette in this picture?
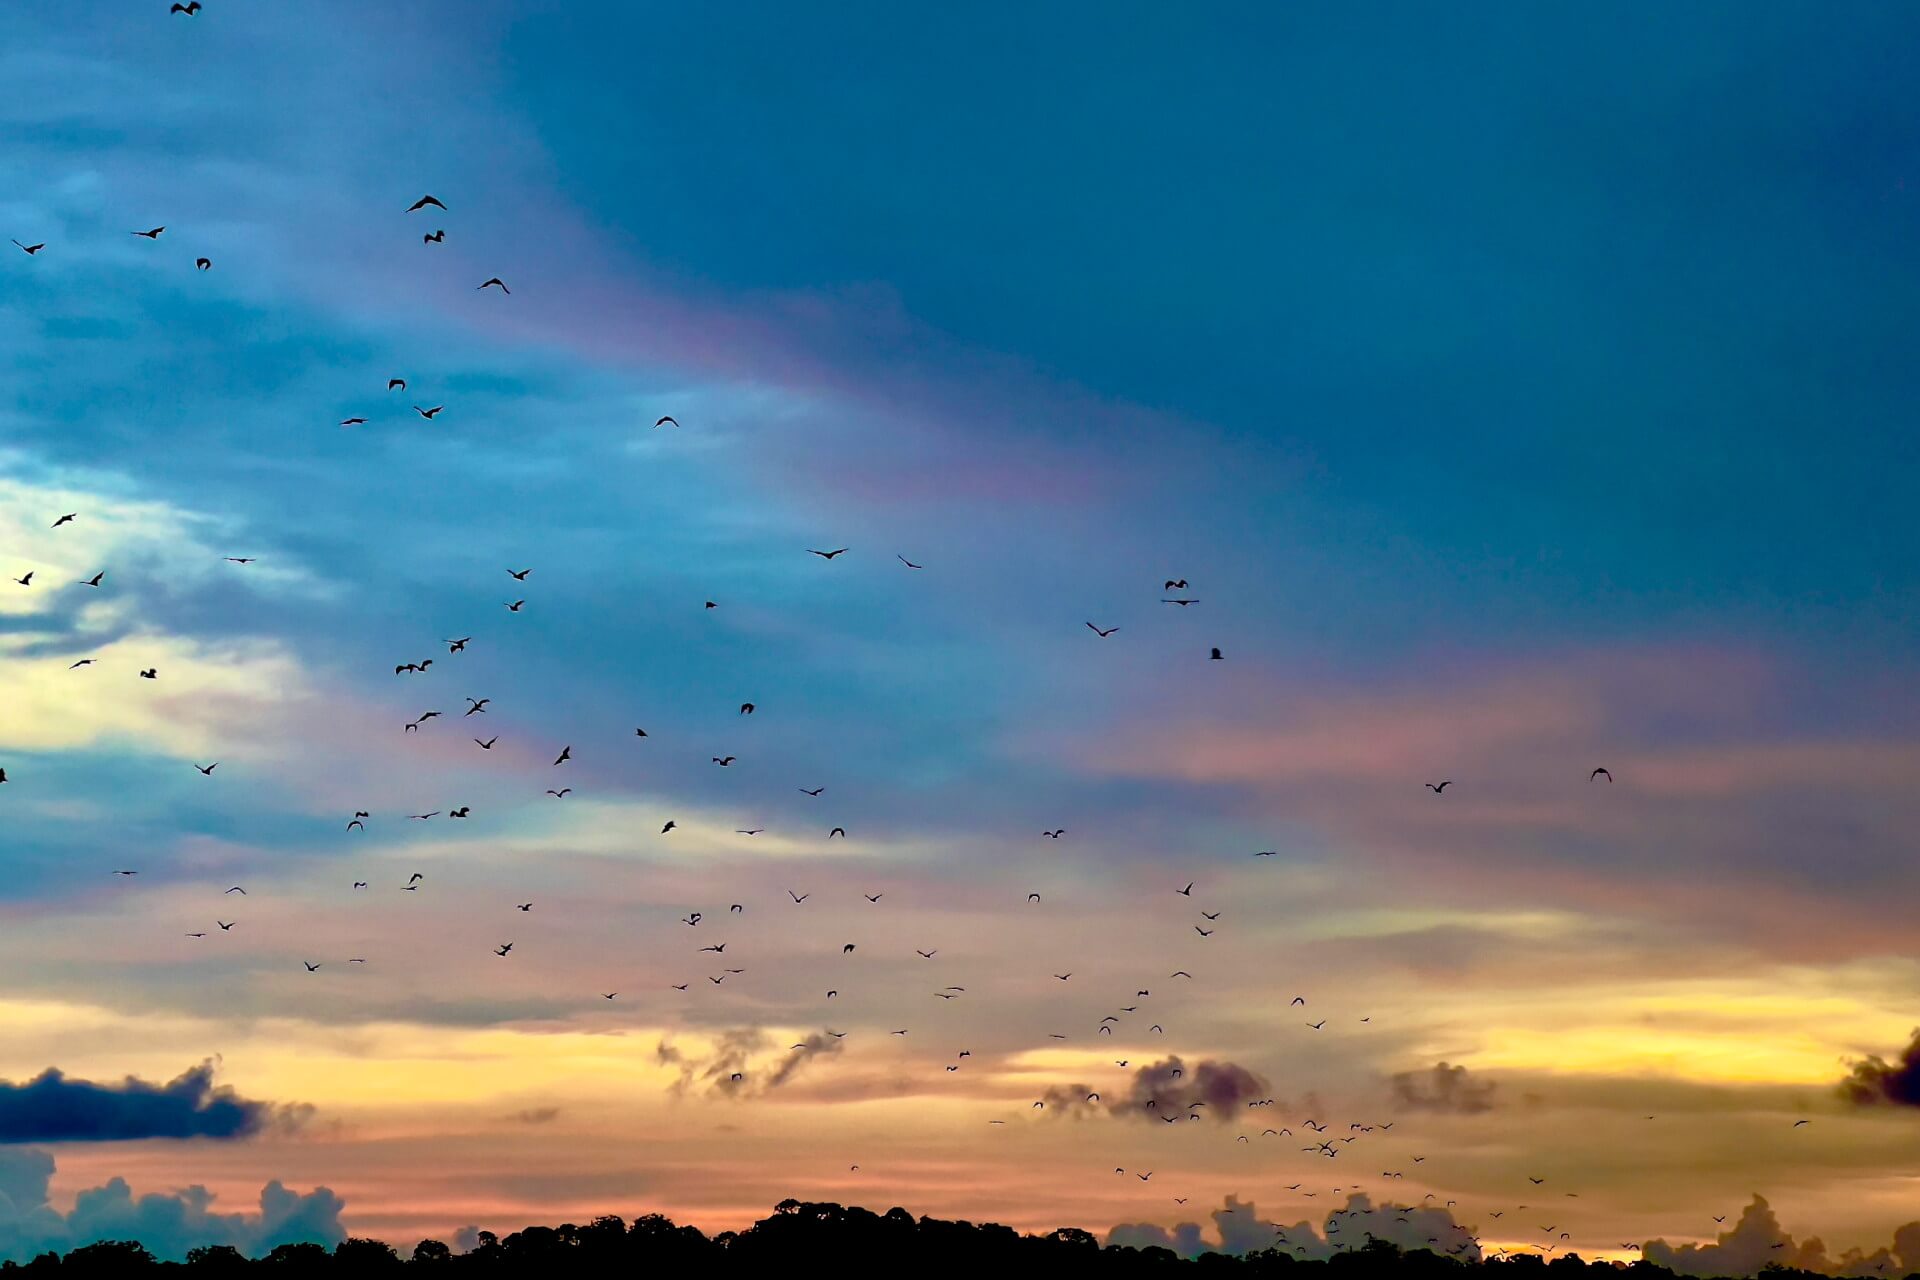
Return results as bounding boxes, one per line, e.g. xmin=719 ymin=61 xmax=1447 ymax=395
xmin=3 ymin=1200 xmax=1910 ymax=1277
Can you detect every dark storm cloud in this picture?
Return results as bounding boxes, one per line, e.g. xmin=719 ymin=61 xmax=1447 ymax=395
xmin=1837 ymin=1029 xmax=1920 ymax=1107
xmin=0 ymin=1062 xmax=298 ymax=1143
xmin=1389 ymin=1061 xmax=1497 ymax=1114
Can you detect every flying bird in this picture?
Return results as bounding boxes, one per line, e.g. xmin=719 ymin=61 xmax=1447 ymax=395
xmin=654 ymin=416 xmax=678 ymax=428
xmin=799 ymin=787 xmax=824 ymax=796
xmin=1086 ymin=623 xmax=1118 ymax=637
xmin=388 ymin=379 xmax=406 ymax=391
xmin=477 ymin=277 xmax=510 ymax=293
xmin=407 ymin=196 xmax=447 ymax=212
xmin=553 ymin=746 xmax=571 ymax=765
xmin=897 ymin=555 xmax=923 ymax=569
xmin=51 ymin=513 xmax=75 ymax=528
xmin=12 ymin=240 xmax=44 ymax=255
xmin=829 ymin=827 xmax=846 ymax=838
xmin=195 ymin=258 xmax=211 ymax=270
xmin=133 ymin=228 xmax=165 ymax=239
xmin=80 ymin=573 xmax=104 ymax=586
xmin=808 ymin=548 xmax=849 ymax=559
xmin=1426 ymin=781 xmax=1452 ymax=793
xmin=1210 ymin=647 xmax=1223 ymax=660
xmin=1590 ymin=767 xmax=1613 ymax=782
xmin=194 ymin=763 xmax=217 ymax=775
xmin=413 ymin=405 xmax=443 ymax=419
xmin=423 ymin=230 xmax=444 ymax=244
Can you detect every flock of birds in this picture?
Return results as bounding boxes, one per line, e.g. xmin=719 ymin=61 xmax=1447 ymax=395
xmin=0 ymin=12 xmax=1813 ymax=1257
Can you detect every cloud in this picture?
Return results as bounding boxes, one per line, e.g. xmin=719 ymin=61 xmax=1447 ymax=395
xmin=1838 ymin=1029 xmax=1920 ymax=1107
xmin=655 ymin=1030 xmax=843 ymax=1099
xmin=1036 ymin=1057 xmax=1271 ymax=1124
xmin=1110 ymin=1194 xmax=1479 ymax=1261
xmin=0 ymin=1146 xmax=342 ymax=1263
xmin=1642 ymin=1194 xmax=1920 ymax=1277
xmin=507 ymin=1107 xmax=561 ymax=1126
xmin=1389 ymin=1061 xmax=1498 ymax=1114
xmin=0 ymin=1061 xmax=301 ymax=1143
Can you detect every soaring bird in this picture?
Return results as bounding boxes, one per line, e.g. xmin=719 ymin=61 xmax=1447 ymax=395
xmin=799 ymin=787 xmax=824 ymax=796
xmin=407 ymin=195 xmax=447 ymax=212
xmin=1086 ymin=623 xmax=1118 ymax=637
xmin=477 ymin=277 xmax=510 ymax=293
xmin=13 ymin=573 xmax=32 ymax=586
xmin=388 ymin=378 xmax=406 ymax=391
xmin=808 ymin=548 xmax=849 ymax=559
xmin=304 ymin=962 xmax=321 ymax=972
xmin=1165 ymin=579 xmax=1188 ymax=590
xmin=505 ymin=600 xmax=525 ymax=611
xmin=1177 ymin=882 xmax=1194 ymax=896
xmin=134 ymin=228 xmax=165 ymax=240
xmin=1590 ymin=767 xmax=1613 ymax=783
xmin=413 ymin=404 xmax=443 ymax=419
xmin=661 ymin=821 xmax=676 ymax=833
xmin=51 ymin=513 xmax=75 ymax=528
xmin=495 ymin=944 xmax=513 ymax=956
xmin=546 ymin=789 xmax=570 ymax=797
xmin=1162 ymin=598 xmax=1198 ymax=606
xmin=508 ymin=568 xmax=531 ymax=580
xmin=829 ymin=827 xmax=846 ymax=838
xmin=1426 ymin=781 xmax=1452 ymax=793
xmin=654 ymin=416 xmax=679 ymax=428
xmin=194 ymin=763 xmax=217 ymax=775
xmin=739 ymin=702 xmax=755 ymax=714
xmin=341 ymin=417 xmax=366 ymax=427
xmin=897 ymin=555 xmax=924 ymax=569
xmin=1043 ymin=829 xmax=1065 ymax=838
xmin=12 ymin=240 xmax=44 ymax=255
xmin=195 ymin=258 xmax=211 ymax=270
xmin=553 ymin=746 xmax=571 ymax=765
xmin=1209 ymin=648 xmax=1223 ymax=660
xmin=711 ymin=756 xmax=736 ymax=766
xmin=423 ymin=230 xmax=445 ymax=244
xmin=80 ymin=572 xmax=104 ymax=586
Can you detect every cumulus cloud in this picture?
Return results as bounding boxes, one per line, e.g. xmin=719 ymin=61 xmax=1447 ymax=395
xmin=655 ymin=1030 xmax=843 ymax=1098
xmin=1110 ymin=1193 xmax=1479 ymax=1261
xmin=1838 ymin=1029 xmax=1920 ymax=1107
xmin=0 ymin=1146 xmax=342 ymax=1262
xmin=1389 ymin=1061 xmax=1498 ymax=1114
xmin=1036 ymin=1057 xmax=1270 ymax=1124
xmin=0 ymin=1061 xmax=302 ymax=1143
xmin=1643 ymin=1194 xmax=1920 ymax=1277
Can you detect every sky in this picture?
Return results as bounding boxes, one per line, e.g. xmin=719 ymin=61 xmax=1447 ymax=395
xmin=2 ymin=0 xmax=1919 ymax=1267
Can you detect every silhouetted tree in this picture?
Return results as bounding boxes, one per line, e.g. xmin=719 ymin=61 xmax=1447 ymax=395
xmin=409 ymin=1239 xmax=452 ymax=1265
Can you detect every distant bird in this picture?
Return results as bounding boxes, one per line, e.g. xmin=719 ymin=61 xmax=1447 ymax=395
xmin=739 ymin=702 xmax=755 ymax=715
xmin=449 ymin=807 xmax=470 ymax=818
xmin=1165 ymin=580 xmax=1188 ymax=590
xmin=1793 ymin=1119 xmax=1810 ymax=1127
xmin=634 ymin=728 xmax=648 ymax=737
xmin=917 ymin=950 xmax=937 ymax=959
xmin=1043 ymin=829 xmax=1065 ymax=838
xmin=603 ymin=993 xmax=617 ymax=1000
xmin=494 ymin=944 xmax=513 ymax=957
xmin=171 ymin=3 xmax=201 ymax=15
xmin=185 ymin=932 xmax=205 ymax=939
xmin=842 ymin=944 xmax=855 ymax=954
xmin=1202 ymin=910 xmax=1221 ymax=920
xmin=736 ymin=828 xmax=762 ymax=836
xmin=474 ymin=737 xmax=497 ymax=750
xmin=225 ymin=886 xmax=246 ymax=895
xmin=864 ymin=894 xmax=882 ymax=902
xmin=423 ymin=230 xmax=444 ymax=244
xmin=553 ymin=746 xmax=571 ymax=765
xmin=788 ymin=890 xmax=809 ymax=904
xmin=898 ymin=555 xmax=924 ymax=569
xmin=51 ymin=513 xmax=75 ymax=528
xmin=799 ymin=787 xmax=824 ymax=796
xmin=1177 ymin=882 xmax=1194 ymax=896
xmin=1255 ymin=850 xmax=1277 ymax=857
xmin=508 ymin=568 xmax=531 ymax=580
xmin=546 ymin=789 xmax=570 ymax=797
xmin=224 ymin=557 xmax=254 ymax=564
xmin=113 ymin=870 xmax=137 ymax=876
xmin=414 ymin=405 xmax=443 ymax=419
xmin=661 ymin=821 xmax=676 ymax=833
xmin=194 ymin=763 xmax=217 ymax=775
xmin=1209 ymin=648 xmax=1223 ymax=660
xmin=1590 ymin=767 xmax=1613 ymax=783
xmin=12 ymin=240 xmax=44 ymax=255
xmin=407 ymin=196 xmax=447 ymax=212
xmin=465 ymin=698 xmax=490 ymax=715
xmin=1086 ymin=623 xmax=1119 ymax=637
xmin=69 ymin=659 xmax=94 ymax=670
xmin=1162 ymin=598 xmax=1198 ymax=606
xmin=341 ymin=417 xmax=366 ymax=427
xmin=654 ymin=416 xmax=678 ymax=428
xmin=1529 ymin=1177 xmax=1546 ymax=1185
xmin=388 ymin=378 xmax=406 ymax=391
xmin=506 ymin=600 xmax=525 ymax=611
xmin=1028 ymin=893 xmax=1041 ymax=903
xmin=0 ymin=769 xmax=6 ymax=783
xmin=447 ymin=637 xmax=471 ymax=653
xmin=808 ymin=548 xmax=849 ymax=560
xmin=80 ymin=573 xmax=104 ymax=586
xmin=1426 ymin=781 xmax=1452 ymax=793
xmin=1053 ymin=972 xmax=1072 ymax=981
xmin=217 ymin=920 xmax=234 ymax=931
xmin=304 ymin=962 xmax=321 ymax=972
xmin=13 ymin=573 xmax=33 ymax=586
xmin=1195 ymin=927 xmax=1214 ymax=937
xmin=477 ymin=277 xmax=510 ymax=293
xmin=712 ymin=756 xmax=735 ymax=766
xmin=133 ymin=228 xmax=166 ymax=239
xmin=195 ymin=258 xmax=211 ymax=270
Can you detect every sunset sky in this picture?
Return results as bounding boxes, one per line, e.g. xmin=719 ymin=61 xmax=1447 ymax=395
xmin=3 ymin=1 xmax=1920 ymax=1267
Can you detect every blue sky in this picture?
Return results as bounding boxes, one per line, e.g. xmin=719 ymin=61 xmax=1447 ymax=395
xmin=2 ymin=0 xmax=1919 ymax=1264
